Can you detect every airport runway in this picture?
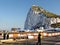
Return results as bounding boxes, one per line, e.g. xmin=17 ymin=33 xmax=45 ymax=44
xmin=0 ymin=36 xmax=60 ymax=45
xmin=41 ymin=36 xmax=60 ymax=45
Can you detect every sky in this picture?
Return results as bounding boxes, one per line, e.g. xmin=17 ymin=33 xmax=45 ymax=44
xmin=0 ymin=0 xmax=60 ymax=30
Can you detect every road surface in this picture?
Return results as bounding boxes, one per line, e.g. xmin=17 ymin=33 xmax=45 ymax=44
xmin=0 ymin=36 xmax=60 ymax=45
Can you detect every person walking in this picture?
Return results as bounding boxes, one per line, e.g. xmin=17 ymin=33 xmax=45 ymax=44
xmin=3 ymin=31 xmax=6 ymax=40
xmin=6 ymin=32 xmax=9 ymax=39
xmin=38 ymin=33 xmax=41 ymax=45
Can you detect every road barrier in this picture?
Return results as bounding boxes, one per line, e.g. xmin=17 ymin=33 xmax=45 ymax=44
xmin=0 ymin=32 xmax=60 ymax=39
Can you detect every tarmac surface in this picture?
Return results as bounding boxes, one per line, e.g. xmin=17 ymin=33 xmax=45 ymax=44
xmin=0 ymin=36 xmax=60 ymax=45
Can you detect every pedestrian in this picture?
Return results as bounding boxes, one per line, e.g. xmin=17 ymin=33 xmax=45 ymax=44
xmin=3 ymin=32 xmax=6 ymax=40
xmin=7 ymin=32 xmax=9 ymax=39
xmin=38 ymin=33 xmax=41 ymax=45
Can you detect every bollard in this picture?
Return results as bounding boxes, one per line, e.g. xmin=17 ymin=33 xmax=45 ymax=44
xmin=38 ymin=33 xmax=41 ymax=45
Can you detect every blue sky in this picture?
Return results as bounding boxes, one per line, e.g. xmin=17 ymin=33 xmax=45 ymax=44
xmin=0 ymin=0 xmax=60 ymax=30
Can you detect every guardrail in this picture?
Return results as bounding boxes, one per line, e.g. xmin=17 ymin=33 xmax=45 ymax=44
xmin=8 ymin=32 xmax=60 ymax=39
xmin=0 ymin=32 xmax=60 ymax=39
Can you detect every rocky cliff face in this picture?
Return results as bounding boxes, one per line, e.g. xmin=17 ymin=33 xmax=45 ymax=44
xmin=24 ymin=5 xmax=60 ymax=30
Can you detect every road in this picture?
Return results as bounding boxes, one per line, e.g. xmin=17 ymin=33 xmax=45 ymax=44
xmin=0 ymin=36 xmax=60 ymax=45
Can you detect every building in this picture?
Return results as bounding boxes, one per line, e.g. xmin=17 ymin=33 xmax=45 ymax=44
xmin=11 ymin=28 xmax=21 ymax=32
